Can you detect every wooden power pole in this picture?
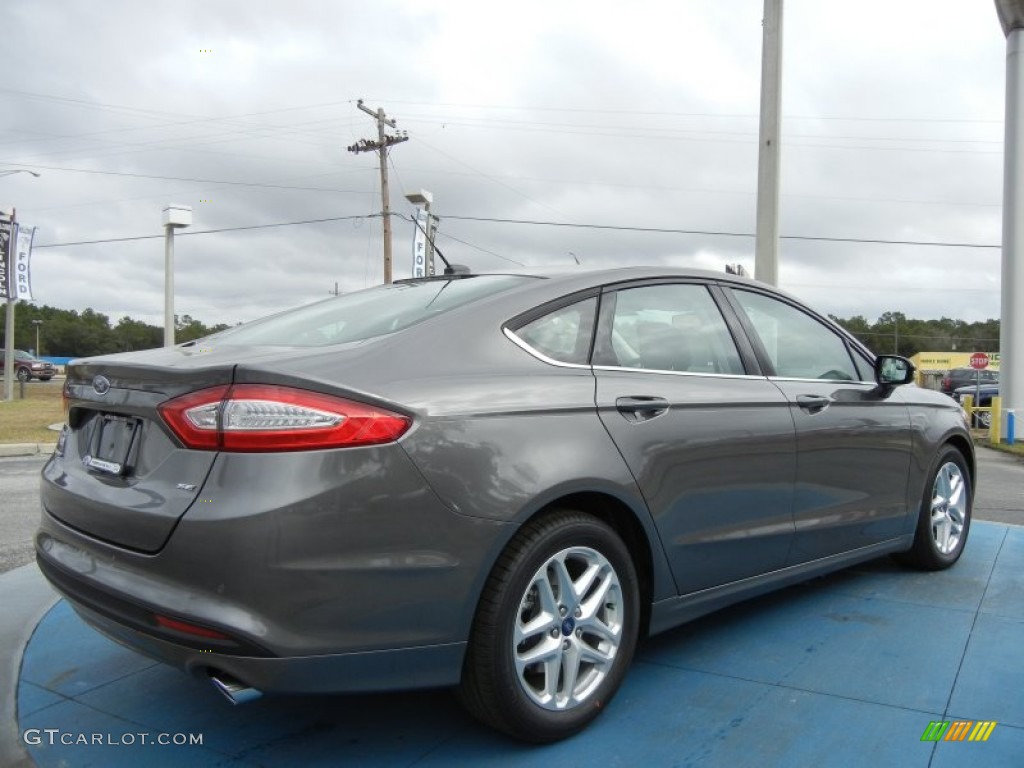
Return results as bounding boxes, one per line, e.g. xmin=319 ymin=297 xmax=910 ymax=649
xmin=347 ymin=100 xmax=408 ymax=284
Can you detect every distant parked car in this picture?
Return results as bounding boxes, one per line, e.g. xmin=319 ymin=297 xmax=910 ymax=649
xmin=941 ymin=367 xmax=997 ymax=396
xmin=0 ymin=350 xmax=55 ymax=382
xmin=953 ymin=383 xmax=999 ymax=428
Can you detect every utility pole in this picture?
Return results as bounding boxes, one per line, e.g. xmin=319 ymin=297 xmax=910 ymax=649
xmin=348 ymin=100 xmax=408 ymax=284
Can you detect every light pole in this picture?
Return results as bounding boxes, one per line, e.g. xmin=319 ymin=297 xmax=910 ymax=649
xmin=995 ymin=0 xmax=1024 ymax=440
xmin=31 ymin=319 xmax=42 ymax=356
xmin=0 ymin=169 xmax=40 ymax=179
xmin=754 ymin=0 xmax=784 ymax=286
xmin=162 ymin=205 xmax=192 ymax=347
xmin=405 ymin=190 xmax=437 ymax=277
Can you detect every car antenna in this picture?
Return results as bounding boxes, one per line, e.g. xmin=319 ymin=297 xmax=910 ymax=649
xmin=410 ymin=214 xmax=469 ymax=275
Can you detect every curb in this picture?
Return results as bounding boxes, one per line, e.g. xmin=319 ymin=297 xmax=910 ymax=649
xmin=0 ymin=444 xmax=55 ymax=458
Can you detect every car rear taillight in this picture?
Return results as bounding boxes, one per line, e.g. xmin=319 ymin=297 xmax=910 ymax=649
xmin=158 ymin=384 xmax=411 ymax=452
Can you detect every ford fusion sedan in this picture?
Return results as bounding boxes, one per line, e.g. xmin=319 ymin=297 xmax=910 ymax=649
xmin=36 ymin=267 xmax=974 ymax=743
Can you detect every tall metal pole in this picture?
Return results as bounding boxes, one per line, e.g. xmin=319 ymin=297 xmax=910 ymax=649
xmin=162 ymin=205 xmax=191 ymax=348
xmin=164 ymin=224 xmax=175 ymax=347
xmin=996 ymin=0 xmax=1024 ymax=440
xmin=755 ymin=0 xmax=784 ymax=286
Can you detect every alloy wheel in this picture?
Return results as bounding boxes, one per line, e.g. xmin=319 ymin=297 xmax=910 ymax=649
xmin=930 ymin=461 xmax=967 ymax=555
xmin=513 ymin=546 xmax=623 ymax=711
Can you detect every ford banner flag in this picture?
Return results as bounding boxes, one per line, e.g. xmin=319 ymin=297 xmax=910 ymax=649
xmin=12 ymin=223 xmax=36 ymax=301
xmin=0 ymin=218 xmax=12 ymax=300
xmin=411 ymin=208 xmax=428 ymax=278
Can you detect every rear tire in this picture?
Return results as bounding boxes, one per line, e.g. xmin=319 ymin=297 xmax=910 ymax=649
xmin=898 ymin=446 xmax=971 ymax=570
xmin=458 ymin=510 xmax=639 ymax=743
xmin=16 ymin=367 xmax=29 ymax=382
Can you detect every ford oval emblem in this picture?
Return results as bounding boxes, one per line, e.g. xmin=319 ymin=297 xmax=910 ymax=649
xmin=92 ymin=375 xmax=111 ymax=395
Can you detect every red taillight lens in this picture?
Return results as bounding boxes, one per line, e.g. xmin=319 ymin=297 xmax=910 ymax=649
xmin=158 ymin=384 xmax=411 ymax=452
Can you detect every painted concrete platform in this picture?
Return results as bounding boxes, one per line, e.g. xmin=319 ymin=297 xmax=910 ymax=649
xmin=15 ymin=522 xmax=1024 ymax=767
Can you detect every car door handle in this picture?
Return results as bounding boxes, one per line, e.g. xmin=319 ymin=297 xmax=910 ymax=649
xmin=615 ymin=396 xmax=669 ymax=423
xmin=796 ymin=394 xmax=832 ymax=414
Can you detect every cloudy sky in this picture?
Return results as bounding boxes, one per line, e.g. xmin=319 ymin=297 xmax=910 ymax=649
xmin=0 ymin=0 xmax=1009 ymax=328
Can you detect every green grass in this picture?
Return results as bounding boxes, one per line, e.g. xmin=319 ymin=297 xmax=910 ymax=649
xmin=0 ymin=382 xmax=63 ymax=443
xmin=983 ymin=440 xmax=1024 ymax=458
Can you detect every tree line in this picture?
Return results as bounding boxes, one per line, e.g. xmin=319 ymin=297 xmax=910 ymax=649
xmin=0 ymin=303 xmax=230 ymax=357
xmin=0 ymin=304 xmax=1003 ymax=361
xmin=830 ymin=312 xmax=1000 ymax=359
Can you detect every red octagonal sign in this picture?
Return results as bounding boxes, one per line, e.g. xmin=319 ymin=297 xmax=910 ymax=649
xmin=970 ymin=352 xmax=990 ymax=370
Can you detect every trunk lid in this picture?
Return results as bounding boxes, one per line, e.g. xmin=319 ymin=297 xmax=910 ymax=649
xmin=42 ymin=350 xmax=240 ymax=553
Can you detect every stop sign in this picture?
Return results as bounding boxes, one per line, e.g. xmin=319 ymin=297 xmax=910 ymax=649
xmin=970 ymin=352 xmax=990 ymax=370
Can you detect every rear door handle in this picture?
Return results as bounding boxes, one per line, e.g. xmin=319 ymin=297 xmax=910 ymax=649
xmin=796 ymin=394 xmax=832 ymax=414
xmin=616 ymin=396 xmax=669 ymax=423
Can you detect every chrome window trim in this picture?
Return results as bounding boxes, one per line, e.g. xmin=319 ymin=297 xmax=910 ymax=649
xmin=591 ymin=364 xmax=765 ymax=381
xmin=766 ymin=375 xmax=876 ymax=386
xmin=503 ymin=327 xmax=592 ymax=370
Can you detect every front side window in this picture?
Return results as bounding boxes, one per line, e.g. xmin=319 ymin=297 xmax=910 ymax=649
xmin=593 ymin=283 xmax=745 ymax=374
xmin=731 ymin=290 xmax=862 ymax=381
xmin=511 ymin=297 xmax=597 ymax=365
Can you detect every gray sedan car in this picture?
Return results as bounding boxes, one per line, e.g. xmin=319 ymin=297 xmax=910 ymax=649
xmin=36 ymin=267 xmax=974 ymax=742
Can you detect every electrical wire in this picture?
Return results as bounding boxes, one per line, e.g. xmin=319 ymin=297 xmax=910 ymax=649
xmin=33 ymin=215 xmax=375 ymax=248
xmin=31 ymin=211 xmax=1002 ymax=252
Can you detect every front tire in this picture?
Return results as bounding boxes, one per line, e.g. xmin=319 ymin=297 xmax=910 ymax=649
xmin=899 ymin=446 xmax=972 ymax=570
xmin=458 ymin=510 xmax=639 ymax=743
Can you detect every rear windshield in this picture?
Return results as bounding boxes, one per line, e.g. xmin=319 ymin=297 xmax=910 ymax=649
xmin=201 ymin=275 xmax=533 ymax=347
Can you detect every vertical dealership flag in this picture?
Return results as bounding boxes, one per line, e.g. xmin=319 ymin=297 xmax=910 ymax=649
xmin=12 ymin=224 xmax=36 ymax=301
xmin=0 ymin=218 xmax=12 ymax=299
xmin=411 ymin=208 xmax=428 ymax=278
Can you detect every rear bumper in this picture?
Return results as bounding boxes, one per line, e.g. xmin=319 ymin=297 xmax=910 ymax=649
xmin=68 ymin=597 xmax=465 ymax=694
xmin=36 ymin=446 xmax=515 ymax=694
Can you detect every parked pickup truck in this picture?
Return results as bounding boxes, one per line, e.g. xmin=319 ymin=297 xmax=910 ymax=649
xmin=0 ymin=350 xmax=56 ymax=382
xmin=953 ymin=383 xmax=999 ymax=428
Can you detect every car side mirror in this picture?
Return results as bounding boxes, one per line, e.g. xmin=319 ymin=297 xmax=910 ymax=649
xmin=874 ymin=355 xmax=915 ymax=392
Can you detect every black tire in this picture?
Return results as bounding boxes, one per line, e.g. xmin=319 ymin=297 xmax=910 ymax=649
xmin=39 ymin=376 xmax=53 ymax=382
xmin=898 ymin=446 xmax=972 ymax=570
xmin=16 ymin=367 xmax=30 ymax=382
xmin=457 ymin=510 xmax=640 ymax=743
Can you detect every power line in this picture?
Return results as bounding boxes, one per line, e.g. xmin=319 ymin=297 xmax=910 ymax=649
xmin=30 ymin=212 xmax=1002 ymax=251
xmin=439 ymin=215 xmax=1003 ymax=250
xmin=33 ymin=214 xmax=374 ymax=248
xmin=366 ymin=98 xmax=1002 ymax=125
xmin=0 ymin=162 xmax=371 ymax=194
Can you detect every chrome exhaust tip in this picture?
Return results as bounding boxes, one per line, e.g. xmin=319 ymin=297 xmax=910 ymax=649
xmin=209 ymin=671 xmax=263 ymax=705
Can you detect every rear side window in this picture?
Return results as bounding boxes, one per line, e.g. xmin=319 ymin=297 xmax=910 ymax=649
xmin=593 ymin=283 xmax=745 ymax=374
xmin=201 ymin=276 xmax=532 ymax=347
xmin=510 ymin=297 xmax=597 ymax=365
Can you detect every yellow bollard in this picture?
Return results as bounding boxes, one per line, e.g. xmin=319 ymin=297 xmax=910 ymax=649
xmin=962 ymin=394 xmax=974 ymax=425
xmin=990 ymin=396 xmax=1002 ymax=445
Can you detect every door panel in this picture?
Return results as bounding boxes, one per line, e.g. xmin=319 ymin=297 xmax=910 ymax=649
xmin=596 ymin=372 xmax=796 ymax=594
xmin=591 ymin=282 xmax=796 ymax=595
xmin=724 ymin=287 xmax=913 ymax=563
xmin=771 ymin=379 xmax=912 ymax=562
